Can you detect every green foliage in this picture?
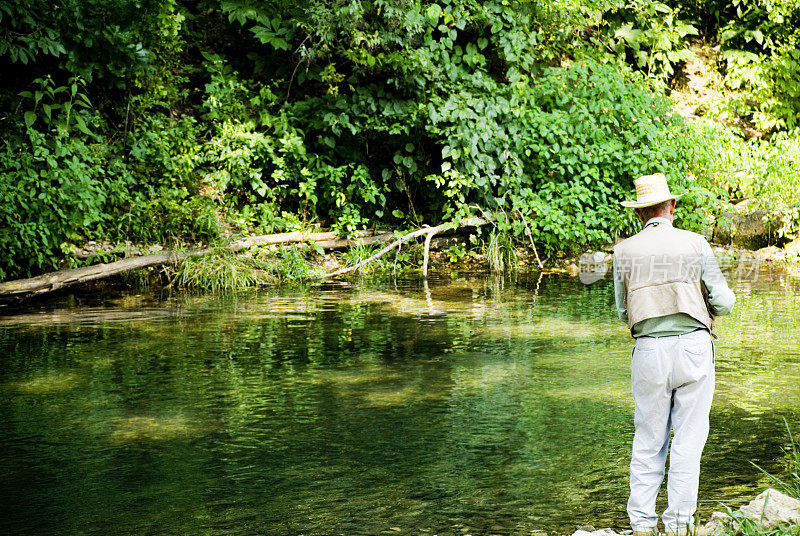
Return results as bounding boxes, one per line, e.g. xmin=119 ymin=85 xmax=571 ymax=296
xmin=0 ymin=77 xmax=131 ymax=278
xmin=678 ymin=119 xmax=800 ymax=210
xmin=0 ymin=0 xmax=186 ymax=86
xmin=173 ymin=246 xmax=323 ymax=290
xmin=711 ymin=0 xmax=800 ymax=131
xmin=0 ymin=1 xmax=66 ymax=65
xmin=484 ymin=229 xmax=517 ymax=272
xmin=474 ymin=61 xmax=693 ymax=254
xmin=447 ymin=242 xmax=469 ymax=263
xmin=4 ymin=0 xmax=800 ymax=281
xmin=173 ymin=250 xmax=273 ymax=291
xmin=274 ymin=246 xmax=323 ymax=280
xmin=602 ymin=0 xmax=699 ymax=84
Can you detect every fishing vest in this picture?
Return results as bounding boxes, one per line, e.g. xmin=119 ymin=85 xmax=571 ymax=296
xmin=614 ymin=222 xmax=713 ymax=331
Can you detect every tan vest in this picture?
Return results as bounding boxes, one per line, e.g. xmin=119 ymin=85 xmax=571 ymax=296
xmin=614 ymin=222 xmax=713 ymax=330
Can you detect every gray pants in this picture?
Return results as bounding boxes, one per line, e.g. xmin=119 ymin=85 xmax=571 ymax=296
xmin=628 ymin=329 xmax=715 ymax=532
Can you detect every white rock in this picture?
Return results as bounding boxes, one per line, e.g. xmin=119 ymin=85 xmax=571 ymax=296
xmin=700 ymin=511 xmax=731 ymax=535
xmin=785 ymin=238 xmax=800 ymax=257
xmin=738 ymin=488 xmax=800 ymax=529
xmin=571 ymin=529 xmax=625 ymax=536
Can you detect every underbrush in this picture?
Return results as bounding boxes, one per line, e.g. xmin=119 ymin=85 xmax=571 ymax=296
xmin=168 ymin=229 xmax=536 ymax=291
xmin=671 ymin=119 xmax=800 ymax=242
xmin=171 ymin=246 xmax=324 ymax=290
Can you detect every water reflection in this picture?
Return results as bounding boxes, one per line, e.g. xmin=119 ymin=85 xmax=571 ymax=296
xmin=0 ymin=270 xmax=798 ymax=536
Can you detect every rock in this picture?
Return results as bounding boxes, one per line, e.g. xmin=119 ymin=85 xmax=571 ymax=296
xmin=785 ymin=238 xmax=800 ymax=259
xmin=571 ymin=529 xmax=625 ymax=536
xmin=702 ymin=488 xmax=800 ymax=534
xmin=700 ymin=511 xmax=731 ymax=535
xmin=568 ymin=263 xmax=579 ymax=276
xmin=712 ymin=210 xmax=782 ymax=250
xmin=738 ymin=488 xmax=800 ymax=529
xmin=754 ymin=246 xmax=785 ymax=262
xmin=577 ymin=251 xmax=610 ymax=285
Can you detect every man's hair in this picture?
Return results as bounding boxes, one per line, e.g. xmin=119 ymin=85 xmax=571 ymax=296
xmin=637 ymin=199 xmax=673 ymax=220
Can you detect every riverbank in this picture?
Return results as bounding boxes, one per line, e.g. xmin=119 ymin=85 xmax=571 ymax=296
xmin=2 ymin=231 xmax=800 ymax=303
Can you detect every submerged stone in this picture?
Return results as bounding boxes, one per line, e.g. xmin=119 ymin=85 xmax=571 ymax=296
xmin=109 ymin=415 xmax=196 ymax=441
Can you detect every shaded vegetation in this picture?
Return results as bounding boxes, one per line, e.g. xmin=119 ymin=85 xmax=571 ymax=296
xmin=2 ymin=0 xmax=800 ymax=282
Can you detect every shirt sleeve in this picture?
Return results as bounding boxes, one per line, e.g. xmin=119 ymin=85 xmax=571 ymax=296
xmin=613 ymin=255 xmax=628 ymax=323
xmin=700 ymin=240 xmax=736 ymax=316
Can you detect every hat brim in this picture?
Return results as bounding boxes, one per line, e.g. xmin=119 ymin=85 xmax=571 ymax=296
xmin=620 ymin=193 xmax=683 ymax=209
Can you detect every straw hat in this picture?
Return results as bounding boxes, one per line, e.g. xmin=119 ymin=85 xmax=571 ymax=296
xmin=620 ymin=173 xmax=684 ymax=209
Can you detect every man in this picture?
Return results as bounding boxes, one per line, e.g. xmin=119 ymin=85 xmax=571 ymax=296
xmin=613 ymin=173 xmax=736 ymax=536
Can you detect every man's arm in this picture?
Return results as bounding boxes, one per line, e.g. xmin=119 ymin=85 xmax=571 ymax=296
xmin=613 ymin=255 xmax=628 ymax=323
xmin=701 ymin=240 xmax=736 ymax=316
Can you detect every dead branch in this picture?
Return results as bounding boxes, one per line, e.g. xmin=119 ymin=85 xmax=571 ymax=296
xmin=515 ymin=207 xmax=544 ymax=269
xmin=320 ymin=217 xmax=487 ymax=279
xmin=0 ymin=220 xmax=486 ymax=300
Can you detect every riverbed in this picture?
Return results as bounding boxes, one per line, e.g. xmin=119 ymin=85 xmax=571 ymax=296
xmin=1 ymin=269 xmax=798 ymax=536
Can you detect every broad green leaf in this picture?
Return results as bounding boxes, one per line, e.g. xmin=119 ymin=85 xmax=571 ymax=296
xmin=74 ymin=116 xmax=92 ymax=136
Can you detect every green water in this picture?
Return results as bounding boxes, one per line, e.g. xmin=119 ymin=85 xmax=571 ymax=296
xmin=1 ymin=270 xmax=799 ymax=536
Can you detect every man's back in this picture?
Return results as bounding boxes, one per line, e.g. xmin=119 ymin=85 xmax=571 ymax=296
xmin=613 ymin=218 xmax=735 ymax=338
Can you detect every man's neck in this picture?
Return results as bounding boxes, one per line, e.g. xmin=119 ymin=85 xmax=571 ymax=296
xmin=644 ymin=216 xmax=672 ymax=228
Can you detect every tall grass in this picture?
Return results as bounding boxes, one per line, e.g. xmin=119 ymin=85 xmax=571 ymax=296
xmin=753 ymin=419 xmax=800 ymax=499
xmin=172 ymin=246 xmax=323 ymax=290
xmin=173 ymin=250 xmax=270 ymax=291
xmin=485 ymin=229 xmax=517 ymax=272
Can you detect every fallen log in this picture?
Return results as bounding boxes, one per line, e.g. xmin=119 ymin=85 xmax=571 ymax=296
xmin=0 ymin=230 xmax=396 ymax=300
xmin=228 ymin=230 xmax=393 ymax=251
xmin=306 ymin=232 xmax=394 ymax=250
xmin=0 ymin=250 xmax=207 ymax=300
xmin=72 ymin=230 xmax=393 ymax=259
xmin=0 ymin=222 xmax=479 ymax=300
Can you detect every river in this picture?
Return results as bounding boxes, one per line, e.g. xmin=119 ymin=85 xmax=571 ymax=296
xmin=1 ymin=268 xmax=798 ymax=535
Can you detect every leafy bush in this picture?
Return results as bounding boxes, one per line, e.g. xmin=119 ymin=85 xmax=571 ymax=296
xmin=4 ymin=0 xmax=800 ymax=282
xmin=709 ymin=0 xmax=800 ymax=131
xmin=428 ymin=60 xmax=700 ymax=253
xmin=678 ymin=118 xmax=800 ymax=209
xmin=0 ymin=78 xmax=131 ymax=278
xmin=601 ymin=0 xmax=699 ymax=85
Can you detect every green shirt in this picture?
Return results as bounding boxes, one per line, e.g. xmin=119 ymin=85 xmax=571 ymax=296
xmin=613 ymin=217 xmax=736 ymax=337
